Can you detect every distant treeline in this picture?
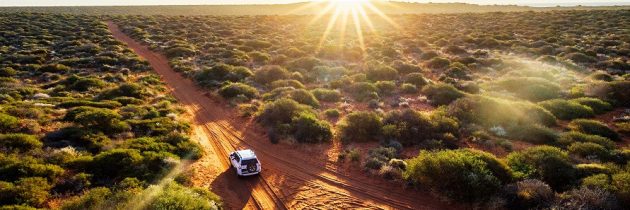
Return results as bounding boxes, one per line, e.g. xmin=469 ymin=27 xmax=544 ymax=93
xmin=1 ymin=2 xmax=629 ymax=15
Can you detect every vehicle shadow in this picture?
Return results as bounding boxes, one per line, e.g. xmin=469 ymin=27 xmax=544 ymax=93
xmin=210 ymin=168 xmax=255 ymax=209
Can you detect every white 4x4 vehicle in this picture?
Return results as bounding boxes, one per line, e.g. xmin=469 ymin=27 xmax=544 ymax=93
xmin=229 ymin=149 xmax=261 ymax=176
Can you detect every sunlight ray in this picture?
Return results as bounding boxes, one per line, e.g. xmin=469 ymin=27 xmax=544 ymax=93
xmin=317 ymin=7 xmax=343 ymax=52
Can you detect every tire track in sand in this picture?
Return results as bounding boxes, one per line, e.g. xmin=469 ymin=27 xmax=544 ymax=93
xmin=107 ymin=21 xmax=458 ymax=210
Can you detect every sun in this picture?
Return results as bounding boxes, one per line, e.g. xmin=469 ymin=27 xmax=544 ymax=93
xmin=289 ymin=0 xmax=400 ymax=54
xmin=333 ymin=0 xmax=369 ymax=10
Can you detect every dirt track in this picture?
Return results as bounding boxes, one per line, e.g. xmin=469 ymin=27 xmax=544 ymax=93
xmin=107 ymin=21 xmax=457 ymax=210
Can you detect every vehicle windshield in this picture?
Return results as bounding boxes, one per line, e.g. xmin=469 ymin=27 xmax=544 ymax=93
xmin=241 ymin=159 xmax=258 ymax=165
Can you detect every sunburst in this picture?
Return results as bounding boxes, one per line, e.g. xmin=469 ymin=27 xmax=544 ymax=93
xmin=291 ymin=0 xmax=399 ymax=53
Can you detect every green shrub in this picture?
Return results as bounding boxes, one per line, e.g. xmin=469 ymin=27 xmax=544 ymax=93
xmin=507 ymin=146 xmax=577 ymax=191
xmin=57 ymin=100 xmax=122 ymax=109
xmin=448 ymin=95 xmax=557 ymax=127
xmin=421 ymin=83 xmax=465 ymax=106
xmin=404 ymin=149 xmax=512 ymax=202
xmin=165 ymin=46 xmax=195 ymax=58
xmin=218 ymin=82 xmax=258 ymax=100
xmin=403 ymin=73 xmax=428 ymax=88
xmin=60 ymin=187 xmax=117 ymax=210
xmin=568 ymin=119 xmax=620 ymax=141
xmin=323 ymin=109 xmax=340 ymax=118
xmin=503 ymin=179 xmax=555 ymax=210
xmin=493 ymin=77 xmax=561 ymax=102
xmin=97 ymin=83 xmax=147 ymax=100
xmin=426 ymin=57 xmax=451 ymax=69
xmin=146 ymin=182 xmax=221 ymax=210
xmin=289 ymin=89 xmax=320 ymax=108
xmin=565 ymin=52 xmax=597 ymax=63
xmin=366 ymin=65 xmax=398 ymax=81
xmin=0 ymin=133 xmax=42 ymax=152
xmin=507 ymin=124 xmax=558 ymax=144
xmin=61 ymin=75 xmax=106 ymax=91
xmin=577 ymin=164 xmax=612 ymax=177
xmin=311 ymin=88 xmax=341 ymax=102
xmin=257 ymin=98 xmax=313 ymax=127
xmin=375 ymin=81 xmax=396 ymax=95
xmin=347 ymin=82 xmax=378 ymax=102
xmin=337 ymin=111 xmax=382 ymax=142
xmin=195 ymin=64 xmax=252 ymax=87
xmin=558 ymin=131 xmax=615 ymax=149
xmin=13 ymin=177 xmax=52 ymax=207
xmin=584 ymin=81 xmax=630 ymax=107
xmin=38 ymin=63 xmax=70 ymax=73
xmin=588 ymin=72 xmax=614 ymax=82
xmin=0 ymin=67 xmax=17 ymax=77
xmin=0 ymin=113 xmax=18 ymax=133
xmin=63 ymin=107 xmax=130 ymax=133
xmin=270 ymin=79 xmax=304 ymax=89
xmin=570 ymin=97 xmax=612 ymax=114
xmin=400 ymin=83 xmax=418 ymax=94
xmin=568 ymin=142 xmax=611 ymax=160
xmin=382 ymin=109 xmax=434 ymax=145
xmin=556 ymin=186 xmax=619 ymax=210
xmin=538 ymin=99 xmax=594 ymax=120
xmin=90 ymin=149 xmax=143 ymax=180
xmin=291 ymin=112 xmax=332 ymax=143
xmin=254 ymin=65 xmax=290 ymax=84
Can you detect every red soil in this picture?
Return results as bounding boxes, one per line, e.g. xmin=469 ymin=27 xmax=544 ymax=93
xmin=107 ymin=21 xmax=459 ymax=210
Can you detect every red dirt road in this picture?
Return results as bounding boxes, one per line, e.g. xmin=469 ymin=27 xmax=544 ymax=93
xmin=107 ymin=21 xmax=457 ymax=210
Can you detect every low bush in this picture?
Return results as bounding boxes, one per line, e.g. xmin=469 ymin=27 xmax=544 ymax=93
xmin=0 ymin=133 xmax=42 ymax=152
xmin=555 ymin=186 xmax=620 ymax=210
xmin=195 ymin=64 xmax=252 ymax=87
xmin=507 ymin=124 xmax=558 ymax=144
xmin=254 ymin=65 xmax=290 ymax=84
xmin=0 ymin=113 xmax=19 ymax=133
xmin=584 ymin=81 xmax=630 ymax=107
xmin=448 ymin=95 xmax=557 ymax=127
xmin=400 ymin=83 xmax=418 ymax=94
xmin=289 ymin=89 xmax=320 ymax=108
xmin=63 ymin=107 xmax=130 ymax=133
xmin=568 ymin=119 xmax=620 ymax=141
xmin=97 ymin=83 xmax=147 ymax=100
xmin=381 ymin=109 xmax=434 ymax=145
xmin=347 ymin=82 xmax=379 ymax=102
xmin=337 ymin=111 xmax=382 ymax=142
xmin=507 ymin=146 xmax=577 ymax=191
xmin=270 ymin=79 xmax=304 ymax=89
xmin=588 ymin=71 xmax=614 ymax=82
xmin=311 ymin=88 xmax=342 ymax=102
xmin=421 ymin=83 xmax=465 ymax=106
xmin=11 ymin=177 xmax=52 ymax=207
xmin=366 ymin=65 xmax=398 ymax=81
xmin=568 ymin=142 xmax=611 ymax=160
xmin=146 ymin=182 xmax=222 ymax=210
xmin=38 ymin=63 xmax=70 ymax=73
xmin=218 ymin=82 xmax=258 ymax=100
xmin=0 ymin=67 xmax=17 ymax=77
xmin=323 ymin=109 xmax=340 ymax=118
xmin=89 ymin=149 xmax=144 ymax=180
xmin=425 ymin=57 xmax=451 ymax=69
xmin=291 ymin=112 xmax=332 ymax=143
xmin=403 ymin=73 xmax=428 ymax=88
xmin=493 ymin=77 xmax=561 ymax=102
xmin=570 ymin=97 xmax=612 ymax=114
xmin=404 ymin=149 xmax=512 ymax=202
xmin=502 ymin=179 xmax=555 ymax=210
xmin=538 ymin=99 xmax=594 ymax=120
xmin=557 ymin=131 xmax=615 ymax=149
xmin=375 ymin=81 xmax=396 ymax=95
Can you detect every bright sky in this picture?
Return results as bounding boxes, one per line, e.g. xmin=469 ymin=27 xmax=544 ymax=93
xmin=1 ymin=0 xmax=628 ymax=6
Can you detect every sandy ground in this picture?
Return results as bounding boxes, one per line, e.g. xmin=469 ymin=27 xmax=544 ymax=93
xmin=107 ymin=21 xmax=458 ymax=210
